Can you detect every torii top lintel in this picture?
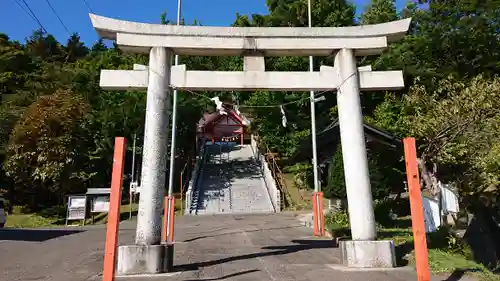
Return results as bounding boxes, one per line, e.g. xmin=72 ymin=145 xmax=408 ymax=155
xmin=89 ymin=14 xmax=411 ymax=57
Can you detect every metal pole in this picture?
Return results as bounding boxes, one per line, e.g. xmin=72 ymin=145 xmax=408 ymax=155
xmin=308 ymin=0 xmax=319 ymax=193
xmin=166 ymin=0 xmax=182 ymax=240
xmin=130 ymin=133 xmax=136 ymax=220
xmin=308 ymin=0 xmax=323 ymax=235
xmin=131 ymin=133 xmax=137 ymax=182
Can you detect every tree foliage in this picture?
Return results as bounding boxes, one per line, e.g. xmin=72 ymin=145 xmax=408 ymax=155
xmin=373 ymin=76 xmax=500 ymax=198
xmin=4 ymin=89 xmax=88 ymax=208
xmin=2 ymin=0 xmax=500 ymax=211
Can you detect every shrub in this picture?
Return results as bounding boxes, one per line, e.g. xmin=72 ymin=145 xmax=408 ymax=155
xmin=11 ymin=205 xmax=30 ymax=214
xmin=428 ymin=225 xmax=472 ymax=259
xmin=37 ymin=205 xmax=67 ymax=218
xmin=374 ymin=198 xmax=411 ymax=227
xmin=325 ymin=210 xmax=351 ymax=237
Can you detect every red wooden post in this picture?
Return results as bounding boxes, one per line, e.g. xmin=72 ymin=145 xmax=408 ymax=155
xmin=312 ymin=192 xmax=325 ymax=236
xmin=102 ymin=137 xmax=126 ymax=281
xmin=168 ymin=196 xmax=176 ymax=242
xmin=180 ymin=174 xmax=183 ymax=215
xmin=403 ymin=137 xmax=430 ymax=281
xmin=162 ymin=196 xmax=168 ymax=242
xmin=319 ymin=192 xmax=325 ymax=236
xmin=312 ymin=193 xmax=318 ymax=235
xmin=162 ymin=196 xmax=176 ymax=243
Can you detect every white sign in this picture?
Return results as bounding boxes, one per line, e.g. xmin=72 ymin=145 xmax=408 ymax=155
xmin=130 ymin=181 xmax=140 ymax=194
xmin=69 ymin=196 xmax=86 ymax=208
xmin=92 ymin=196 xmax=110 ymax=213
xmin=67 ymin=195 xmax=87 ymax=221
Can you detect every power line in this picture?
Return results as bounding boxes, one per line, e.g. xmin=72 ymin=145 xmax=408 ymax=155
xmin=13 ymin=0 xmax=47 ymax=33
xmin=44 ymin=0 xmax=71 ymax=35
xmin=82 ymin=0 xmax=94 ymax=13
xmin=20 ymin=0 xmax=48 ymax=33
xmin=177 ymin=87 xmax=331 ymax=108
xmin=12 ymin=0 xmax=37 ymax=24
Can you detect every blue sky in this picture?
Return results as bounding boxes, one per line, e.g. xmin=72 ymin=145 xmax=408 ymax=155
xmin=2 ymin=0 xmax=408 ymax=46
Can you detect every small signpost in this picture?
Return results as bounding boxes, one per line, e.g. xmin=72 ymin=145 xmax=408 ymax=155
xmin=86 ymin=188 xmax=112 ymax=223
xmin=129 ymin=181 xmax=139 ymax=220
xmin=65 ymin=195 xmax=87 ymax=226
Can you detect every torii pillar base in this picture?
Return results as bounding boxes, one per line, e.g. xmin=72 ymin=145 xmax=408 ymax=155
xmin=116 ymin=244 xmax=174 ymax=275
xmin=339 ymin=240 xmax=396 ymax=268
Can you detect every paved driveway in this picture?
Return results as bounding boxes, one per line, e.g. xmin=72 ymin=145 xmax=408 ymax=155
xmin=0 ymin=224 xmax=107 ymax=281
xmin=0 ymin=213 xmax=469 ymax=281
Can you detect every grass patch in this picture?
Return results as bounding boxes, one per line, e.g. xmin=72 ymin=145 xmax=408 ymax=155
xmin=5 ymin=213 xmax=61 ymax=228
xmin=404 ymin=249 xmax=500 ymax=281
xmin=282 ymin=173 xmax=313 ymax=211
xmin=85 ymin=203 xmax=139 ymax=225
xmin=325 ymin=211 xmax=500 ymax=281
xmin=6 ymin=200 xmax=184 ymax=228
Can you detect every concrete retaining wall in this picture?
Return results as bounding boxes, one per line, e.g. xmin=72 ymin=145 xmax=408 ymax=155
xmin=250 ymin=135 xmax=281 ymax=212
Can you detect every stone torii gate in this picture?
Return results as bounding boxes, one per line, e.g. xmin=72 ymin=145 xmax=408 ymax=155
xmin=89 ymin=13 xmax=410 ymax=274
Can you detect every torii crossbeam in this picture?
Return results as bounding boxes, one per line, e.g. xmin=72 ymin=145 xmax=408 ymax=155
xmin=100 ymin=64 xmax=404 ymax=92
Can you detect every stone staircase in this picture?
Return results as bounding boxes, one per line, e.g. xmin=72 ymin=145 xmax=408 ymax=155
xmin=228 ymin=145 xmax=276 ymax=213
xmin=192 ymin=143 xmax=274 ymax=215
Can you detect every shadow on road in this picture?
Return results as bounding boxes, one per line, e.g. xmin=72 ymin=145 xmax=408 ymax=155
xmin=176 ymin=239 xmax=335 ymax=271
xmin=441 ymin=268 xmax=483 ymax=281
xmin=0 ymin=228 xmax=84 ymax=242
xmin=183 ymin=269 xmax=260 ymax=281
xmin=182 ymin=225 xmax=302 ymax=242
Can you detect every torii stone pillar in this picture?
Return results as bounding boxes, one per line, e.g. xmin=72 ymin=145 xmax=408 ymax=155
xmin=335 ymin=49 xmax=376 ymax=240
xmin=135 ymin=47 xmax=172 ymax=245
xmin=116 ymin=47 xmax=173 ymax=275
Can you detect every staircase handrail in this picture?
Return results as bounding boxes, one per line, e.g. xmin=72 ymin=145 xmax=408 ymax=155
xmin=255 ymin=136 xmax=294 ymax=208
xmin=185 ymin=143 xmax=207 ymax=214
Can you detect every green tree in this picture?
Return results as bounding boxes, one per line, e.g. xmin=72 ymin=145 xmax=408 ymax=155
xmin=4 ymin=89 xmax=89 ymax=209
xmin=360 ymin=0 xmax=397 ymax=24
xmin=374 ymin=0 xmax=500 ymax=80
xmin=324 ymin=144 xmax=393 ymax=200
xmin=373 ymin=75 xmax=500 ymax=200
xmin=64 ymin=33 xmax=89 ymax=62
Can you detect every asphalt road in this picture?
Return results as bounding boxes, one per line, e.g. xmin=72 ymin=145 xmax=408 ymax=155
xmin=0 ymin=213 xmax=470 ymax=281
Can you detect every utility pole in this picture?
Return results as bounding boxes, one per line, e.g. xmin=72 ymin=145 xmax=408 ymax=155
xmin=308 ymin=0 xmax=325 ymax=236
xmin=166 ymin=0 xmax=182 ymax=242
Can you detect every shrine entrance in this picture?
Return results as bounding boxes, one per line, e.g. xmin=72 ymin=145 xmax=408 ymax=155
xmin=90 ymin=12 xmax=411 ymax=275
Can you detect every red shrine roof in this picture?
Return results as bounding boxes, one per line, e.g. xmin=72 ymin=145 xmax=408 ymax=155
xmin=197 ymin=105 xmax=250 ymax=133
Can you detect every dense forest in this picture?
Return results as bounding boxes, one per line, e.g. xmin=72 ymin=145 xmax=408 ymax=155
xmin=1 ymin=0 xmax=500 ymax=213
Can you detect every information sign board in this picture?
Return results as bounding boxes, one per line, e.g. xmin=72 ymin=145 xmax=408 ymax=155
xmin=91 ymin=196 xmax=110 ymax=213
xmin=66 ymin=195 xmax=87 ymax=225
